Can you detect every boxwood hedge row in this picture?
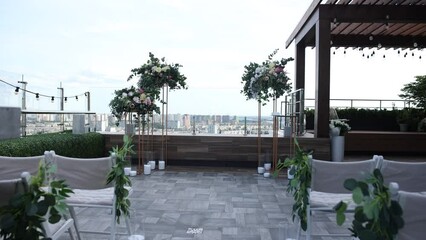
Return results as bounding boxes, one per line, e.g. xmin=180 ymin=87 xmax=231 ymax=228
xmin=0 ymin=132 xmax=105 ymax=157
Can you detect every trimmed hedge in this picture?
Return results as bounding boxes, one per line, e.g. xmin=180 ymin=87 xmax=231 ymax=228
xmin=305 ymin=108 xmax=426 ymax=131
xmin=0 ymin=132 xmax=105 ymax=157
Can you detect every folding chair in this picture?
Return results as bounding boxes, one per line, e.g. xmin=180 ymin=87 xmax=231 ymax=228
xmin=379 ymin=157 xmax=426 ymax=192
xmin=0 ymin=172 xmax=76 ymax=240
xmin=396 ymin=191 xmax=426 ymax=240
xmin=0 ymin=155 xmax=43 ymax=180
xmin=306 ymin=156 xmax=380 ymax=240
xmin=46 ymin=151 xmax=133 ymax=240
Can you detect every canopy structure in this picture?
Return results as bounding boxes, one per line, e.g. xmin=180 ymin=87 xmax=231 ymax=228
xmin=286 ymin=0 xmax=426 ymax=138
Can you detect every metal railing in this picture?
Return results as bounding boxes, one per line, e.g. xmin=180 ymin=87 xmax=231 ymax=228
xmin=305 ymin=98 xmax=411 ymax=110
xmin=21 ymin=110 xmax=96 ymax=136
xmin=281 ymin=89 xmax=305 ymax=136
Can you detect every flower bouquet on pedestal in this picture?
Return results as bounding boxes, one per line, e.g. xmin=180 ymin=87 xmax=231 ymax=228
xmin=329 ymin=119 xmax=351 ymax=162
xmin=241 ymin=49 xmax=293 ymax=105
xmin=127 ymin=52 xmax=188 ymax=168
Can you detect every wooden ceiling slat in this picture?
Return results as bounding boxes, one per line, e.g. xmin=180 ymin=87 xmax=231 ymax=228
xmin=340 ymin=23 xmax=363 ymax=34
xmin=350 ymin=0 xmax=365 ymax=4
xmin=410 ymin=24 xmax=426 ymax=36
xmin=400 ymin=24 xmax=426 ymax=36
xmin=337 ymin=0 xmax=352 ymax=4
xmin=400 ymin=0 xmax=418 ymax=4
xmin=380 ymin=0 xmax=393 ymax=4
xmin=359 ymin=23 xmax=382 ymax=35
xmin=352 ymin=23 xmax=375 ymax=34
xmin=374 ymin=0 xmax=388 ymax=4
xmin=386 ymin=23 xmax=417 ymax=35
xmin=384 ymin=23 xmax=407 ymax=35
xmin=417 ymin=0 xmax=426 ymax=4
xmin=331 ymin=22 xmax=351 ymax=34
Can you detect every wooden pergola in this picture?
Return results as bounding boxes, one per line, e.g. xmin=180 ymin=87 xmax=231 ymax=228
xmin=286 ymin=0 xmax=426 ymax=138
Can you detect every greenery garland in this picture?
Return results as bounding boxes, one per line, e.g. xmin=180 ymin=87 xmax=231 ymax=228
xmin=0 ymin=161 xmax=73 ymax=240
xmin=107 ymin=134 xmax=134 ymax=224
xmin=334 ymin=169 xmax=404 ymax=240
xmin=274 ymin=139 xmax=312 ymax=231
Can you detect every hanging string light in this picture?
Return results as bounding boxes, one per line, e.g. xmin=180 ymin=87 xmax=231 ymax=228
xmin=0 ymin=79 xmax=88 ymax=102
xmin=51 ymin=96 xmax=54 ymax=103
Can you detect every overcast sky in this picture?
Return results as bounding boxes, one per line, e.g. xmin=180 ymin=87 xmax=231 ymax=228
xmin=0 ymin=0 xmax=424 ymax=116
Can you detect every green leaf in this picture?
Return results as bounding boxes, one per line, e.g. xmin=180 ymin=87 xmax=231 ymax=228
xmin=25 ymin=202 xmax=38 ymax=216
xmin=352 ymin=187 xmax=364 ymax=204
xmin=49 ymin=214 xmax=61 ymax=224
xmin=336 ymin=212 xmax=346 ymax=226
xmin=357 ymin=181 xmax=370 ymax=196
xmin=373 ymin=169 xmax=383 ymax=184
xmin=358 ymin=229 xmax=377 ymax=240
xmin=43 ymin=194 xmax=56 ymax=206
xmin=344 ymin=178 xmax=357 ymax=191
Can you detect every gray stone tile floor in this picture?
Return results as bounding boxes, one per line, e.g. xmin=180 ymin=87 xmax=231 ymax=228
xmin=59 ymin=166 xmax=356 ymax=240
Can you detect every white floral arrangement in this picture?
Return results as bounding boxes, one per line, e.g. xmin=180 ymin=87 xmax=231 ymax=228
xmin=329 ymin=119 xmax=351 ymax=136
xmin=241 ymin=49 xmax=294 ymax=104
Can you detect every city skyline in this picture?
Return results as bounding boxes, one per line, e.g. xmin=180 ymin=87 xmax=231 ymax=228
xmin=0 ymin=0 xmax=424 ymax=116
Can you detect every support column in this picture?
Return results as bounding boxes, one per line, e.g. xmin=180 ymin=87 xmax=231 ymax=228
xmin=314 ymin=18 xmax=331 ymax=138
xmin=295 ymin=43 xmax=306 ymax=91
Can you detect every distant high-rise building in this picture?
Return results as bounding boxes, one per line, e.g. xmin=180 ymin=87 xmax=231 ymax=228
xmin=182 ymin=114 xmax=191 ymax=129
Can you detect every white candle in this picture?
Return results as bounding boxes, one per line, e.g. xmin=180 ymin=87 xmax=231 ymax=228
xmin=144 ymin=164 xmax=151 ymax=175
xmin=159 ymin=161 xmax=165 ymax=170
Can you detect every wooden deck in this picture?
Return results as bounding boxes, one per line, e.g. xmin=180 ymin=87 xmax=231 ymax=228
xmin=103 ymin=131 xmax=426 ymax=167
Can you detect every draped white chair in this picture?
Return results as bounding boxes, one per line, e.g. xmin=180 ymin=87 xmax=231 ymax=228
xmin=396 ymin=191 xmax=426 ymax=240
xmin=306 ymin=156 xmax=380 ymax=240
xmin=45 ymin=151 xmax=133 ymax=240
xmin=379 ymin=156 xmax=426 ymax=192
xmin=0 ymin=155 xmax=43 ymax=180
xmin=0 ymin=172 xmax=76 ymax=240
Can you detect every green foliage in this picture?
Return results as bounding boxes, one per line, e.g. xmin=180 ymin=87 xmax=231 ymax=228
xmin=109 ymin=86 xmax=160 ymax=125
xmin=107 ymin=135 xmax=134 ymax=224
xmin=241 ymin=49 xmax=293 ymax=105
xmin=306 ymin=108 xmax=425 ymax=131
xmin=334 ymin=169 xmax=404 ymax=240
xmin=0 ymin=132 xmax=105 ymax=157
xmin=274 ymin=139 xmax=312 ymax=231
xmin=0 ymin=161 xmax=73 ymax=240
xmin=399 ymin=75 xmax=426 ymax=109
xmin=396 ymin=108 xmax=411 ymax=124
xmin=127 ymin=52 xmax=188 ymax=101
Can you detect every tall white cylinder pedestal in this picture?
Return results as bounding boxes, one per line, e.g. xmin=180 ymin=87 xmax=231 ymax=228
xmin=331 ymin=136 xmax=345 ymax=162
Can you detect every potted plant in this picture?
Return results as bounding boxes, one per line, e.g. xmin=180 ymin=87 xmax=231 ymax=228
xmin=274 ymin=139 xmax=312 ymax=231
xmin=0 ymin=161 xmax=73 ymax=239
xmin=396 ymin=108 xmax=411 ymax=132
xmin=334 ymin=168 xmax=404 ymax=240
xmin=329 ymin=119 xmax=351 ymax=162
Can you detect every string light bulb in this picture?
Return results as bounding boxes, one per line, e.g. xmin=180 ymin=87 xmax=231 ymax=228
xmin=51 ymin=96 xmax=54 ymax=103
xmin=75 ymin=96 xmax=78 ymax=101
xmin=36 ymin=93 xmax=39 ymax=100
xmin=64 ymin=97 xmax=68 ymax=103
xmin=14 ymin=87 xmax=19 ymax=95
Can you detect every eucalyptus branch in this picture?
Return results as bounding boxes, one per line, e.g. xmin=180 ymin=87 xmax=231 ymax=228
xmin=107 ymin=134 xmax=135 ymax=224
